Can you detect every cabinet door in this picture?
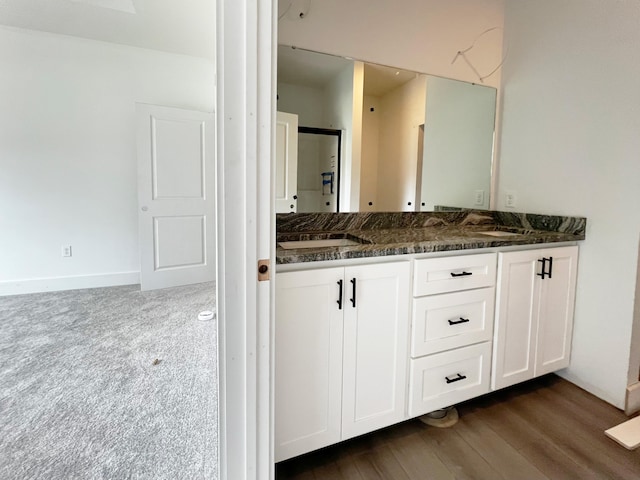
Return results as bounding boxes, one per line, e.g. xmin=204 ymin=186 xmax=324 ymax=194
xmin=535 ymin=246 xmax=578 ymax=376
xmin=275 ymin=268 xmax=344 ymax=462
xmin=492 ymin=250 xmax=540 ymax=390
xmin=341 ymin=262 xmax=410 ymax=440
xmin=492 ymin=246 xmax=579 ymax=391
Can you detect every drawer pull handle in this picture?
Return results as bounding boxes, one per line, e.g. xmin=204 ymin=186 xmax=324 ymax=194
xmin=448 ymin=317 xmax=470 ymax=325
xmin=450 ymin=271 xmax=472 ymax=277
xmin=445 ymin=373 xmax=467 ymax=384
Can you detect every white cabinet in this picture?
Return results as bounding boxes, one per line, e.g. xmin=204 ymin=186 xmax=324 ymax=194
xmin=408 ymin=253 xmax=496 ymax=417
xmin=275 ymin=261 xmax=410 ymax=461
xmin=491 ymin=246 xmax=578 ymax=390
xmin=413 ymin=252 xmax=496 ymax=296
xmin=275 ymin=243 xmax=580 ymax=460
xmin=408 ymin=342 xmax=492 ymax=417
xmin=274 ymin=267 xmax=343 ymax=462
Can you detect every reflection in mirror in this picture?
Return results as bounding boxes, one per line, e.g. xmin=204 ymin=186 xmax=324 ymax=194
xmin=276 ymin=45 xmax=497 ymax=213
xmin=298 ymin=127 xmax=341 ymax=212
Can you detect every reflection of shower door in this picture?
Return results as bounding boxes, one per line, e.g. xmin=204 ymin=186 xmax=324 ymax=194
xmin=297 ymin=127 xmax=342 ymax=213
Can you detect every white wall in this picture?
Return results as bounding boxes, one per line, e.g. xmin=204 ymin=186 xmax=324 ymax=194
xmin=421 ymin=76 xmax=495 ymax=210
xmin=360 ymin=95 xmax=380 ymax=211
xmin=0 ymin=26 xmax=215 ymax=295
xmin=278 ymin=0 xmax=504 ymax=88
xmin=376 ymin=76 xmax=427 ymax=212
xmin=276 ymin=81 xmax=325 ymax=127
xmin=296 ymin=134 xmax=322 ymax=211
xmin=324 ymin=62 xmax=361 ymax=212
xmin=500 ymin=0 xmax=640 ymax=408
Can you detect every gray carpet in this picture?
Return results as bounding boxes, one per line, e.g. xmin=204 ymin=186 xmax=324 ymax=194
xmin=0 ymin=282 xmax=218 ymax=480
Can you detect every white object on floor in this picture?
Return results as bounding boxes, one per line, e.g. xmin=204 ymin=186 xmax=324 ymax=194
xmin=198 ymin=311 xmax=215 ymax=321
xmin=605 ymin=415 xmax=640 ymax=450
xmin=419 ymin=407 xmax=459 ymax=428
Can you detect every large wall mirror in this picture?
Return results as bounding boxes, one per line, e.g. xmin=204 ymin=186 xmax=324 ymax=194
xmin=276 ymin=45 xmax=497 ymax=213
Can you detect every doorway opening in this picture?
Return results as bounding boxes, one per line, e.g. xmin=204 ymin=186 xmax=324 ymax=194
xmin=297 ymin=126 xmax=342 ymax=213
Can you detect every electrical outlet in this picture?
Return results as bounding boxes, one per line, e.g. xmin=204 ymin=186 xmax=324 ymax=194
xmin=474 ymin=190 xmax=485 ymax=206
xmin=62 ymin=245 xmax=72 ymax=257
xmin=505 ymin=191 xmax=517 ymax=208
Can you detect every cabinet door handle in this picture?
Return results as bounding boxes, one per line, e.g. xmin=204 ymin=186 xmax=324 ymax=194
xmin=537 ymin=258 xmax=547 ymax=279
xmin=450 ymin=271 xmax=472 ymax=278
xmin=448 ymin=317 xmax=470 ymax=326
xmin=337 ymin=279 xmax=343 ymax=310
xmin=445 ymin=373 xmax=467 ymax=384
xmin=350 ymin=278 xmax=356 ymax=308
xmin=537 ymin=257 xmax=553 ymax=279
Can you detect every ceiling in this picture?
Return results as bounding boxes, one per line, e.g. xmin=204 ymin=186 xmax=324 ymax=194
xmin=278 ymin=45 xmax=352 ymax=89
xmin=363 ymin=63 xmax=420 ymax=97
xmin=0 ymin=0 xmax=215 ymax=59
xmin=278 ymin=45 xmax=420 ymax=96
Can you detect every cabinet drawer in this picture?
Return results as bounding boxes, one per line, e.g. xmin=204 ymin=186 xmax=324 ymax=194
xmin=413 ymin=253 xmax=496 ymax=296
xmin=408 ymin=342 xmax=491 ymax=417
xmin=411 ymin=287 xmax=495 ymax=357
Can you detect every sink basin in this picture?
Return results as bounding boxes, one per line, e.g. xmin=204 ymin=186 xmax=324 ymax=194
xmin=477 ymin=231 xmax=521 ymax=237
xmin=278 ymin=239 xmax=362 ymax=249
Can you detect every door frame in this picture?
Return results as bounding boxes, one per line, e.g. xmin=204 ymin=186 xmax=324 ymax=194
xmin=298 ymin=126 xmax=342 ymax=212
xmin=216 ymin=0 xmax=275 ymax=479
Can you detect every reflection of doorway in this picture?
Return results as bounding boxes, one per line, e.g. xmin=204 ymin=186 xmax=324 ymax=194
xmin=297 ymin=127 xmax=342 ymax=213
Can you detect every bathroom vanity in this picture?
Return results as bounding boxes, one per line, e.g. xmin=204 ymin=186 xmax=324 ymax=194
xmin=274 ymin=210 xmax=585 ymax=462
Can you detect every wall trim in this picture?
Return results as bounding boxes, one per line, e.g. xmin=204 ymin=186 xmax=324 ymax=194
xmin=0 ymin=271 xmax=140 ymax=296
xmin=626 ymin=382 xmax=640 ymax=416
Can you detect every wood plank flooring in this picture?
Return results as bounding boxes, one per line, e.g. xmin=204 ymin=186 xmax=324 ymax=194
xmin=276 ymin=375 xmax=640 ymax=479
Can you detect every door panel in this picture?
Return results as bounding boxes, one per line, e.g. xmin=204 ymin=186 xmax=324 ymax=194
xmin=153 ymin=118 xmax=205 ymax=199
xmin=492 ymin=250 xmax=539 ymax=390
xmin=275 ymin=111 xmax=299 ymax=213
xmin=341 ymin=262 xmax=410 ymax=440
xmin=275 ymin=268 xmax=344 ymax=462
xmin=535 ymin=246 xmax=578 ymax=376
xmin=137 ymin=104 xmax=215 ymax=291
xmin=153 ymin=216 xmax=205 ymax=269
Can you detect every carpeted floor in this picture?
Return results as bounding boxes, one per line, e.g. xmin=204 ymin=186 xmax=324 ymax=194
xmin=0 ymin=282 xmax=218 ymax=480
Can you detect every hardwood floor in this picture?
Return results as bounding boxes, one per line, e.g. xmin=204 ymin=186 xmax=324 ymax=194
xmin=275 ymin=375 xmax=640 ymax=479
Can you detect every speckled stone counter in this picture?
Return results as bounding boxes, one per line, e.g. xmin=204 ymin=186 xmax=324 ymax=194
xmin=276 ymin=210 xmax=586 ymax=264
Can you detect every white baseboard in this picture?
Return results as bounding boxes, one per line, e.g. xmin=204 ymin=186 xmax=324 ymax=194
xmin=0 ymin=271 xmax=140 ymax=296
xmin=626 ymin=382 xmax=640 ymax=416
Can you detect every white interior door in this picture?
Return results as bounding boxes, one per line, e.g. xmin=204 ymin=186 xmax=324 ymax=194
xmin=275 ymin=111 xmax=298 ymax=213
xmin=137 ymin=104 xmax=215 ymax=291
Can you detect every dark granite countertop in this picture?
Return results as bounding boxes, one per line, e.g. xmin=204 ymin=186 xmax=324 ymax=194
xmin=276 ymin=210 xmax=586 ymax=265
